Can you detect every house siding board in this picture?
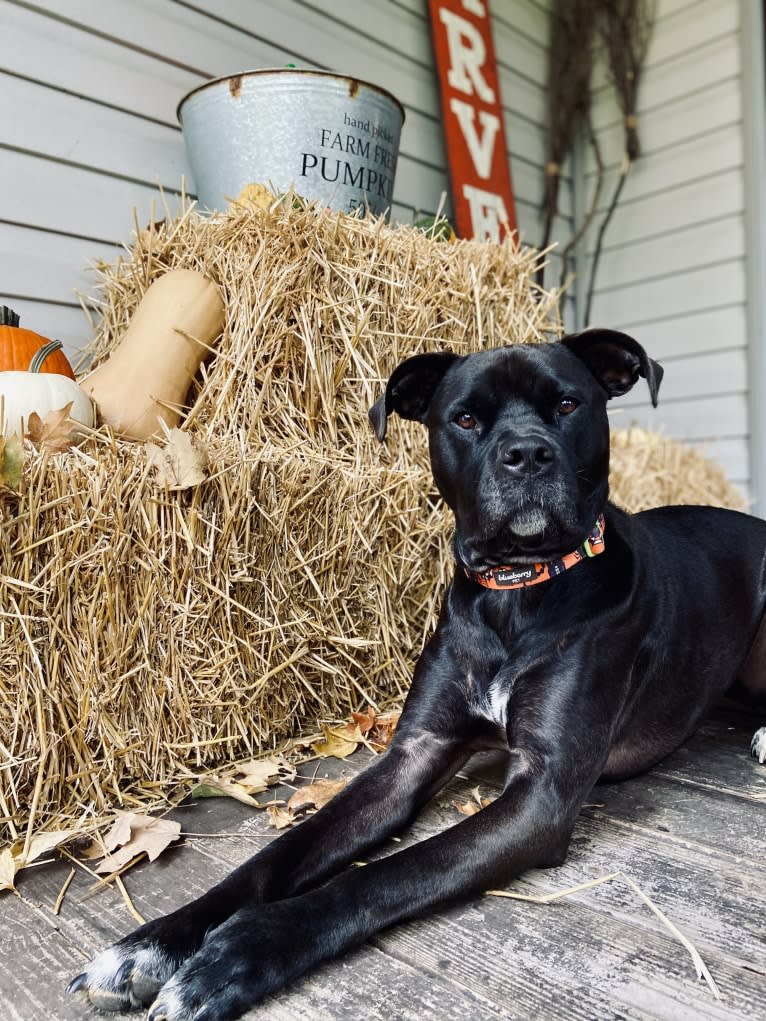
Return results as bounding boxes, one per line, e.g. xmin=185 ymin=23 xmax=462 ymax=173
xmin=591 ymin=216 xmax=745 ymax=294
xmin=616 ymin=304 xmax=747 ymax=361
xmin=0 ymin=224 xmax=120 ymax=308
xmin=1 ymin=74 xmax=187 ymax=189
xmin=0 ymin=149 xmax=185 ymax=243
xmin=582 ymin=0 xmax=748 ymax=493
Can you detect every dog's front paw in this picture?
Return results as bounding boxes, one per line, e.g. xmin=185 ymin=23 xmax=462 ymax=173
xmin=751 ymin=726 xmax=766 ymax=764
xmin=68 ymin=911 xmax=204 ymax=1012
xmin=68 ymin=938 xmax=173 ymax=1012
xmin=146 ymin=903 xmax=323 ymax=1021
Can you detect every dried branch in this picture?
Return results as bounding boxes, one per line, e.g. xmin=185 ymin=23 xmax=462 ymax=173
xmin=558 ymin=111 xmax=605 ymax=291
xmin=538 ymin=0 xmax=600 ymax=286
xmin=584 ymin=0 xmax=656 ymax=323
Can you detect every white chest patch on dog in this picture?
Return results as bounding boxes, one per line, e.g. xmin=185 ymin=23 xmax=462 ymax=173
xmin=752 ymin=726 xmax=766 ymax=764
xmin=470 ymin=675 xmax=509 ymax=730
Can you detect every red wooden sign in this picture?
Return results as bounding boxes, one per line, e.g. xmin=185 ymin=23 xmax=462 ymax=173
xmin=428 ymin=0 xmax=517 ymax=242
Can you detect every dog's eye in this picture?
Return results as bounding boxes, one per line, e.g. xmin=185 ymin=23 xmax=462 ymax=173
xmin=454 ymin=412 xmax=477 ymax=430
xmin=558 ymin=397 xmax=579 ymax=416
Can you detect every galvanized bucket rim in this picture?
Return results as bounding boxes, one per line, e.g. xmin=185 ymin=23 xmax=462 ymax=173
xmin=177 ymin=68 xmax=406 ymax=126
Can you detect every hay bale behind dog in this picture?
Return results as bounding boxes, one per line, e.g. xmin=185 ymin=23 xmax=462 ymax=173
xmin=0 ymin=202 xmax=744 ymax=846
xmin=1 ymin=203 xmax=556 ymax=844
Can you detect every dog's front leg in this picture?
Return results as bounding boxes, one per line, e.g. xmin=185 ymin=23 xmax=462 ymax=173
xmin=69 ymin=726 xmax=470 ymax=1013
xmin=145 ymin=747 xmax=597 ymax=1021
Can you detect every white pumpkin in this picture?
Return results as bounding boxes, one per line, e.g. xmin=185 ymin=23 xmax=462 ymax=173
xmin=0 ymin=341 xmax=95 ymax=437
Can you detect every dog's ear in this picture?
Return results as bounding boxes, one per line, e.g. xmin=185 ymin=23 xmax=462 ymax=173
xmin=561 ymin=328 xmax=663 ymax=408
xmin=368 ymin=352 xmax=460 ymax=441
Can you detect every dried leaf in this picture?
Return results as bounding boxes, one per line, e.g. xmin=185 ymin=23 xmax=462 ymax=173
xmin=351 ymin=706 xmax=376 ymax=735
xmin=454 ymin=799 xmax=481 ymax=817
xmin=191 ymin=755 xmax=296 ymax=807
xmin=311 ymin=724 xmax=359 ymax=760
xmin=93 ymin=811 xmax=181 ymax=874
xmin=25 ymin=403 xmax=79 ymax=452
xmin=0 ymin=848 xmax=15 ymax=892
xmin=233 ymin=756 xmax=296 ymax=792
xmin=454 ymin=786 xmax=494 ymax=817
xmin=264 ymin=776 xmax=349 ymax=830
xmin=80 ymin=840 xmax=106 ymax=861
xmin=0 ymin=432 xmax=23 ymax=497
xmin=0 ymin=829 xmax=75 ymax=891
xmin=23 ymin=830 xmax=77 ymax=864
xmin=287 ymin=778 xmax=348 ymax=817
xmin=265 ymin=804 xmax=292 ymax=830
xmin=102 ymin=812 xmax=133 ymax=852
xmin=369 ymin=710 xmax=401 ymax=751
xmin=145 ymin=429 xmax=208 ymax=490
xmin=190 ymin=779 xmax=262 ymax=808
xmin=234 ymin=183 xmax=277 ymax=210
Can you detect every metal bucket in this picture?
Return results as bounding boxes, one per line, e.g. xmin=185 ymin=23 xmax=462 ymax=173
xmin=177 ymin=69 xmax=405 ymax=217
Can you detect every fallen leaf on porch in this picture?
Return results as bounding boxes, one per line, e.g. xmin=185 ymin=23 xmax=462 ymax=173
xmin=368 ymin=709 xmax=401 ymax=751
xmin=311 ymin=724 xmax=361 ymax=759
xmin=91 ymin=811 xmax=181 ymax=874
xmin=351 ymin=706 xmax=377 ymax=735
xmin=25 ymin=403 xmax=80 ymax=452
xmin=191 ymin=755 xmax=297 ymax=807
xmin=145 ymin=429 xmax=208 ymax=490
xmin=265 ymin=804 xmax=292 ymax=830
xmin=234 ymin=756 xmax=297 ymax=791
xmin=454 ymin=786 xmax=494 ymax=817
xmin=0 ymin=849 xmax=15 ymax=891
xmin=190 ymin=778 xmax=263 ymax=808
xmin=0 ymin=829 xmax=75 ymax=891
xmin=264 ymin=777 xmax=348 ymax=830
xmin=454 ymin=799 xmax=481 ymax=816
xmin=0 ymin=432 xmax=23 ymax=497
xmin=287 ymin=778 xmax=348 ymax=817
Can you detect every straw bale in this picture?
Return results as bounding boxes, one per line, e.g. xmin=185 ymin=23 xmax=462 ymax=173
xmin=0 ymin=201 xmax=744 ymax=846
xmin=609 ymin=426 xmax=746 ymax=513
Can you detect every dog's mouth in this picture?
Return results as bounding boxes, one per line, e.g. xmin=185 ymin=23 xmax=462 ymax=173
xmin=455 ymin=499 xmax=584 ymax=572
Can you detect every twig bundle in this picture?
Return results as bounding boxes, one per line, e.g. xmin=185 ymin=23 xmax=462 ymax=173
xmin=539 ymin=0 xmax=600 ymax=283
xmin=0 ymin=201 xmax=743 ymax=847
xmin=584 ymin=0 xmax=657 ymax=322
xmin=600 ymin=0 xmax=656 ymax=162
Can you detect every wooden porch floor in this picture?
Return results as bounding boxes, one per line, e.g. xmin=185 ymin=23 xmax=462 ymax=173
xmin=5 ymin=705 xmax=765 ymax=1021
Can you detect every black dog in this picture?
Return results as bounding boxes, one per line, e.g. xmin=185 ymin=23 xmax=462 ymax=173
xmin=70 ymin=329 xmax=766 ymax=1020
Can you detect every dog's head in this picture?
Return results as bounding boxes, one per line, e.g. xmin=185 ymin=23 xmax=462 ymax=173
xmin=369 ymin=329 xmax=662 ymax=571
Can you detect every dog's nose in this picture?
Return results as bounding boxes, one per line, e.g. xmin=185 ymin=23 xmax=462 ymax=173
xmin=499 ymin=435 xmax=555 ymax=476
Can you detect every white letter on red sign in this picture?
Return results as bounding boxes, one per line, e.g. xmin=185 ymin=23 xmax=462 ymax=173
xmin=438 ymin=8 xmax=496 ymax=103
xmin=462 ymin=184 xmax=510 ymax=242
xmin=449 ymin=99 xmax=500 ymax=179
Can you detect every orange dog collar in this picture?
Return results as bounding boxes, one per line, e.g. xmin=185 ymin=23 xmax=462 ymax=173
xmin=466 ymin=515 xmax=606 ymax=591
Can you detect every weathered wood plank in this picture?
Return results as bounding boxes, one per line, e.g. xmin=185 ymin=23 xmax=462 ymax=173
xmin=5 ymin=886 xmax=514 ymax=1021
xmin=380 ymin=892 xmax=765 ymax=1021
xmin=9 ymin=842 xmax=513 ymax=1021
xmin=8 ymin=710 xmax=764 ymax=1020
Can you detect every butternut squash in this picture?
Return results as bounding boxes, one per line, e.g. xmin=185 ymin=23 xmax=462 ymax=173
xmin=82 ymin=269 xmax=225 ymax=441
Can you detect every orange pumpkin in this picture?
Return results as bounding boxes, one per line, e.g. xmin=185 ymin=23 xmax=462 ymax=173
xmin=0 ymin=306 xmax=76 ymax=379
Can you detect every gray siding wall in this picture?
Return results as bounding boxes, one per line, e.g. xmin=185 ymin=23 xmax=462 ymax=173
xmin=581 ymin=0 xmax=750 ymax=492
xmin=6 ymin=0 xmax=749 ymax=493
xmin=1 ymin=0 xmax=564 ymax=363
